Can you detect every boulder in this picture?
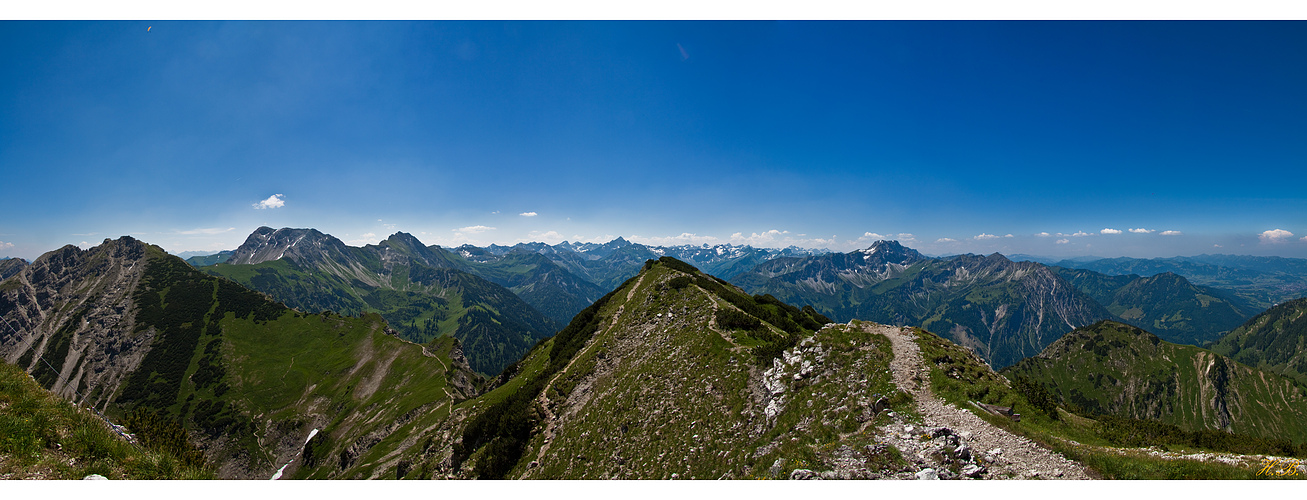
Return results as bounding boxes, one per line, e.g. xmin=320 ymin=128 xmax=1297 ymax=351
xmin=915 ymin=468 xmax=940 ymax=480
xmin=790 ymin=469 xmax=820 ymax=480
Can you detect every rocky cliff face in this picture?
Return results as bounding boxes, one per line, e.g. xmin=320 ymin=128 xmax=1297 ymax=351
xmin=0 ymin=238 xmax=154 ymax=408
xmin=2 ymin=237 xmax=483 ymax=479
xmin=0 ymin=258 xmax=27 ymax=280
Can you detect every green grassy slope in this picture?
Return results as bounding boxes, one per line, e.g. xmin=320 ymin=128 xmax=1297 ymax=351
xmin=0 ymin=361 xmax=212 ymax=479
xmin=1004 ymin=320 xmax=1307 ymax=444
xmin=200 ymin=257 xmax=555 ymax=376
xmin=1056 ymin=268 xmax=1254 ymax=346
xmin=1211 ymin=297 xmax=1307 ymax=388
xmin=94 ymin=247 xmax=478 ymax=478
xmin=912 ymin=325 xmax=1304 ymax=479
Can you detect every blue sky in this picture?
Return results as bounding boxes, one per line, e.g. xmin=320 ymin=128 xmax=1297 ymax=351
xmin=2 ymin=21 xmax=1305 ymax=260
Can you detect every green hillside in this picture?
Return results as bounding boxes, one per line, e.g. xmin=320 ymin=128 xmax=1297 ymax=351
xmin=199 ymin=229 xmax=558 ymax=376
xmin=1211 ymin=297 xmax=1307 ymax=388
xmin=1004 ymin=320 xmax=1307 ymax=444
xmin=1055 ymin=268 xmax=1254 ymax=346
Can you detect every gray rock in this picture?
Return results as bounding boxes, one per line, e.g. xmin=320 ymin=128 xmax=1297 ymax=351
xmin=768 ymin=458 xmax=787 ymax=477
xmin=915 ymin=468 xmax=939 ymax=480
xmin=961 ymin=463 xmax=986 ymax=478
xmin=790 ymin=469 xmax=820 ymax=480
xmin=83 ymin=474 xmax=108 ymax=480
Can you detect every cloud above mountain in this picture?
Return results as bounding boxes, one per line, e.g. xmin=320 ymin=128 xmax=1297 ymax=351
xmin=253 ymin=194 xmax=285 ymax=209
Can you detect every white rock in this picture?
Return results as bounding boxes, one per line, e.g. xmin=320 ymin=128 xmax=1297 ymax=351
xmin=915 ymin=468 xmax=939 ymax=480
xmin=83 ymin=474 xmax=108 ymax=480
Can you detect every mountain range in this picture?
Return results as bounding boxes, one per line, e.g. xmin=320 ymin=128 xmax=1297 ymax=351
xmin=5 ymin=235 xmax=1307 ymax=479
xmin=0 ymin=237 xmax=480 ymax=478
xmin=185 ymin=233 xmax=1281 ymax=372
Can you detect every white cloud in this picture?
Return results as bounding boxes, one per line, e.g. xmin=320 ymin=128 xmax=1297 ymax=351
xmin=1101 ymin=228 xmax=1122 ymax=235
xmin=1302 ymin=236 xmax=1307 ymax=242
xmin=1214 ymin=244 xmax=1222 ymax=248
xmin=1036 ymin=232 xmax=1051 ymax=237
xmin=0 ymin=241 xmax=12 ymax=250
xmin=491 ymin=210 xmax=500 ymax=214
xmin=1071 ymin=231 xmax=1091 ymax=237
xmin=1129 ymin=228 xmax=1154 ymax=234
xmin=1160 ymin=230 xmax=1182 ymax=236
xmin=1056 ymin=239 xmax=1069 ymax=244
xmin=1259 ymin=229 xmax=1295 ymax=244
xmin=974 ymin=233 xmax=1000 ymax=240
xmin=1004 ymin=234 xmax=1013 ymax=238
xmin=253 ymin=194 xmax=285 ymax=209
xmin=519 ymin=212 xmax=538 ymax=217
xmin=896 ymin=233 xmax=917 ymax=242
xmin=936 ymin=238 xmax=957 ymax=243
xmin=862 ymin=232 xmax=890 ymax=240
xmin=179 ymin=227 xmax=236 ymax=235
xmin=456 ymin=225 xmax=496 ymax=234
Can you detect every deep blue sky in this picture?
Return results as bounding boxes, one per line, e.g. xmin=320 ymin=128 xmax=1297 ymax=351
xmin=2 ymin=21 xmax=1305 ymax=260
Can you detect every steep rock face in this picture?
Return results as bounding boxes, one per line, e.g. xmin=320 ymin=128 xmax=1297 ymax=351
xmin=1055 ymin=268 xmax=1254 ymax=346
xmin=0 ymin=238 xmax=153 ymax=407
xmin=1211 ymin=297 xmax=1307 ymax=388
xmin=736 ymin=246 xmax=1111 ymax=369
xmin=0 ymin=257 xmax=27 ymax=280
xmin=1 ymin=237 xmax=482 ymax=479
xmin=203 ymin=227 xmax=557 ymax=376
xmin=1005 ymin=321 xmax=1307 ymax=443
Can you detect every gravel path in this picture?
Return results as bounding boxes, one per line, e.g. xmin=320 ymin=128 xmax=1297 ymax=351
xmin=865 ymin=322 xmax=1092 ymax=480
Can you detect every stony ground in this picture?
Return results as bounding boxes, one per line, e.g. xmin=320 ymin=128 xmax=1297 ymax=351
xmin=866 ymin=322 xmax=1092 ymax=480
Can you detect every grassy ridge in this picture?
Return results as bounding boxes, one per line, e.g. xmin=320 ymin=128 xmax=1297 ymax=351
xmin=911 ymin=326 xmax=1303 ymax=479
xmin=0 ymin=361 xmax=212 ymax=479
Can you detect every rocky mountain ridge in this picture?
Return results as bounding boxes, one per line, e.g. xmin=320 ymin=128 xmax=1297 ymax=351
xmin=0 ymin=237 xmax=482 ymax=479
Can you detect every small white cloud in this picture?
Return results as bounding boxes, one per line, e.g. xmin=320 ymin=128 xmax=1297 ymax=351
xmin=1071 ymin=231 xmax=1091 ymax=237
xmin=456 ymin=225 xmax=496 ymax=234
xmin=1259 ymin=229 xmax=1295 ymax=244
xmin=1056 ymin=239 xmax=1069 ymax=245
xmin=1214 ymin=244 xmax=1222 ymax=248
xmin=253 ymin=194 xmax=285 ymax=209
xmin=1004 ymin=234 xmax=1013 ymax=238
xmin=519 ymin=212 xmax=538 ymax=217
xmin=1160 ymin=230 xmax=1182 ymax=236
xmin=491 ymin=210 xmax=500 ymax=214
xmin=1129 ymin=228 xmax=1154 ymax=234
xmin=0 ymin=241 xmax=12 ymax=250
xmin=1101 ymin=228 xmax=1122 ymax=235
xmin=896 ymin=233 xmax=917 ymax=242
xmin=974 ymin=233 xmax=1000 ymax=240
xmin=1036 ymin=232 xmax=1051 ymax=237
xmin=862 ymin=232 xmax=890 ymax=240
xmin=179 ymin=227 xmax=236 ymax=235
xmin=1301 ymin=236 xmax=1307 ymax=242
xmin=936 ymin=238 xmax=957 ymax=243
